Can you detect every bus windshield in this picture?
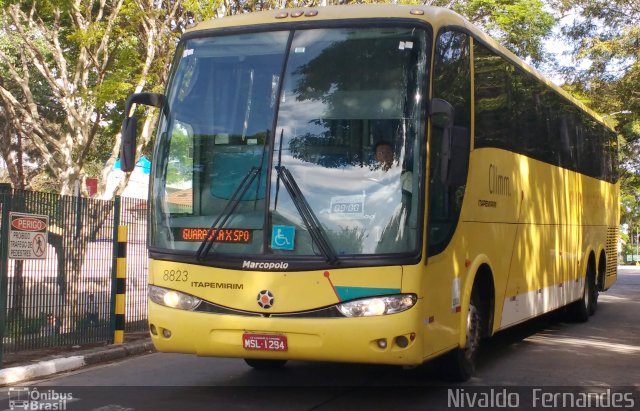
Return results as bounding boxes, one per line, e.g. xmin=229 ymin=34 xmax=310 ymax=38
xmin=150 ymin=26 xmax=429 ymax=262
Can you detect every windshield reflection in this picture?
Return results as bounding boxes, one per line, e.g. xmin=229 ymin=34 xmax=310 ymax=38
xmin=270 ymin=27 xmax=427 ymax=255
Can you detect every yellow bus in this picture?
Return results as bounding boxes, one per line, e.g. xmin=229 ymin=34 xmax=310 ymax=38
xmin=121 ymin=5 xmax=619 ymax=381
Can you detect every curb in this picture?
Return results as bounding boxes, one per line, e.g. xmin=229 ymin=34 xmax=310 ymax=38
xmin=0 ymin=340 xmax=154 ymax=386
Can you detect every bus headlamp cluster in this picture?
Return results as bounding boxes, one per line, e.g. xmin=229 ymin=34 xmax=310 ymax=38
xmin=337 ymin=294 xmax=417 ymax=317
xmin=149 ymin=285 xmax=201 ymax=310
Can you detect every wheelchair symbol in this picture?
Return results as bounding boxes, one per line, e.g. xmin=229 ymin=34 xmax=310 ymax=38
xmin=274 ymin=229 xmax=290 ymax=247
xmin=271 ymin=226 xmax=295 ymax=250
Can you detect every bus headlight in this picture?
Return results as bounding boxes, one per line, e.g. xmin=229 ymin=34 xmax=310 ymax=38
xmin=337 ymin=294 xmax=417 ymax=317
xmin=149 ymin=285 xmax=201 ymax=310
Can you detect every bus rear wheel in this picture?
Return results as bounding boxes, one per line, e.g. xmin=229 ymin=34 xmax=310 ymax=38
xmin=568 ymin=266 xmax=596 ymax=322
xmin=244 ymin=359 xmax=288 ymax=370
xmin=440 ymin=293 xmax=483 ymax=382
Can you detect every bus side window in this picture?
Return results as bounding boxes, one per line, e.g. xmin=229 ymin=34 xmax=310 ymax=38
xmin=428 ymin=30 xmax=471 ymax=256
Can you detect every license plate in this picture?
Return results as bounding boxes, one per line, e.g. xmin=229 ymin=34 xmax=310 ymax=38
xmin=242 ymin=333 xmax=288 ymax=351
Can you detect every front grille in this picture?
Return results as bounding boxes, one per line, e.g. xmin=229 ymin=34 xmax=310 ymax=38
xmin=195 ymin=300 xmax=344 ymax=318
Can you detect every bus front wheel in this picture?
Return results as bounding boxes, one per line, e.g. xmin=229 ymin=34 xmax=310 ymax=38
xmin=244 ymin=359 xmax=288 ymax=370
xmin=440 ymin=292 xmax=483 ymax=382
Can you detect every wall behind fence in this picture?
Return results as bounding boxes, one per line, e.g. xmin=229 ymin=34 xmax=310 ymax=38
xmin=0 ymin=189 xmax=148 ymax=357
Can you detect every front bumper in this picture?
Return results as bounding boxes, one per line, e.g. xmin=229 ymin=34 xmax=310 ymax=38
xmin=148 ymin=299 xmax=424 ymax=366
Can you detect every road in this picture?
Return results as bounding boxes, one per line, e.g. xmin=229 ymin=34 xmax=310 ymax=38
xmin=2 ymin=268 xmax=639 ymax=410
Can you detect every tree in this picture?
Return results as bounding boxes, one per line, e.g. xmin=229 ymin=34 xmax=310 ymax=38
xmin=0 ymin=0 xmax=219 ymax=329
xmin=425 ymin=0 xmax=555 ymax=63
xmin=98 ymin=0 xmax=220 ymax=199
xmin=551 ymin=0 xmax=639 ymax=226
xmin=0 ymin=107 xmax=26 ymax=191
xmin=0 ymin=0 xmax=220 ymax=197
xmin=0 ymin=0 xmax=134 ymax=196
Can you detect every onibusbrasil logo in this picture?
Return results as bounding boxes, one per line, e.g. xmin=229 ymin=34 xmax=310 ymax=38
xmin=8 ymin=387 xmax=72 ymax=410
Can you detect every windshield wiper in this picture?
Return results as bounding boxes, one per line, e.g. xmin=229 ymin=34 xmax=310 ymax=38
xmin=275 ymin=165 xmax=339 ymax=265
xmin=196 ymin=166 xmax=261 ymax=260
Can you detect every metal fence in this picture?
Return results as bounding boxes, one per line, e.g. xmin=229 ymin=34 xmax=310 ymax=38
xmin=120 ymin=197 xmax=148 ymax=332
xmin=0 ymin=188 xmax=148 ymax=360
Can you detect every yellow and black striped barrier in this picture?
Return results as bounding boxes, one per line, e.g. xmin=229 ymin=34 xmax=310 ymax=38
xmin=114 ymin=226 xmax=128 ymax=344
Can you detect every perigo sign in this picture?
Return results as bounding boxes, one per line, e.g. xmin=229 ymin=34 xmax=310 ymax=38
xmin=8 ymin=212 xmax=49 ymax=260
xmin=11 ymin=217 xmax=48 ymax=232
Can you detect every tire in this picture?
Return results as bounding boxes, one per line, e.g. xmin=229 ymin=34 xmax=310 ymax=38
xmin=440 ymin=294 xmax=483 ymax=382
xmin=244 ymin=359 xmax=287 ymax=370
xmin=590 ymin=265 xmax=601 ymax=316
xmin=568 ymin=266 xmax=596 ymax=322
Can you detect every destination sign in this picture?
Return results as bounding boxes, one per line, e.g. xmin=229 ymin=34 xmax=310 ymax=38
xmin=173 ymin=228 xmax=252 ymax=243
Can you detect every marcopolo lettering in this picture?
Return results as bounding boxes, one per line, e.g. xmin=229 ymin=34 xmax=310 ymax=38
xmin=242 ymin=260 xmax=289 ymax=270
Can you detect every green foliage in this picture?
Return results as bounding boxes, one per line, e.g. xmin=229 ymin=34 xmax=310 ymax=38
xmin=182 ymin=0 xmax=222 ymax=20
xmin=551 ymin=0 xmax=639 ymax=226
xmin=29 ymin=173 xmax=60 ymax=193
xmin=453 ymin=0 xmax=555 ymax=62
xmin=1 ymin=0 xmax=218 ymax=194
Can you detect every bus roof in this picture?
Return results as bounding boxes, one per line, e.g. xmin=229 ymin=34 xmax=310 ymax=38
xmin=188 ymin=5 xmax=468 ymax=32
xmin=187 ymin=5 xmax=610 ymax=130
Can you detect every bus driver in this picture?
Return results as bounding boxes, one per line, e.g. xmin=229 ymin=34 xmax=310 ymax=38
xmin=374 ymin=141 xmax=412 ymax=194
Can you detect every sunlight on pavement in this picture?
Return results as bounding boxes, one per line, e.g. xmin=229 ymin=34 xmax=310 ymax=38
xmin=526 ymin=335 xmax=640 ymax=354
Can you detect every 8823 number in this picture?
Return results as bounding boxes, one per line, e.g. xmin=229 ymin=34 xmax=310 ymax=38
xmin=163 ymin=269 xmax=189 ymax=282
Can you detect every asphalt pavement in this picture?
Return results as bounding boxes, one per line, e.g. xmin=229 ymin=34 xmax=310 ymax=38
xmin=0 ymin=337 xmax=154 ymax=386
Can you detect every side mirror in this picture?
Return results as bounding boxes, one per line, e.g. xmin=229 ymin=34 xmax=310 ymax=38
xmin=121 ymin=116 xmax=138 ymax=172
xmin=430 ymin=98 xmax=455 ymax=184
xmin=120 ymin=92 xmax=165 ymax=172
xmin=447 ymin=126 xmax=470 ymax=187
xmin=430 ymin=97 xmax=454 ymax=128
xmin=430 ymin=98 xmax=470 ymax=187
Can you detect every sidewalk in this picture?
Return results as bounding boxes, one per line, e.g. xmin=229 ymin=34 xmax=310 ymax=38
xmin=0 ymin=333 xmax=154 ymax=386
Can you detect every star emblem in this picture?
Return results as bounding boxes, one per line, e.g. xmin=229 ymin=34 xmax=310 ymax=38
xmin=257 ymin=290 xmax=274 ymax=309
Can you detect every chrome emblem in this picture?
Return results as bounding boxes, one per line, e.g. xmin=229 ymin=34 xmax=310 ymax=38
xmin=257 ymin=290 xmax=274 ymax=309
